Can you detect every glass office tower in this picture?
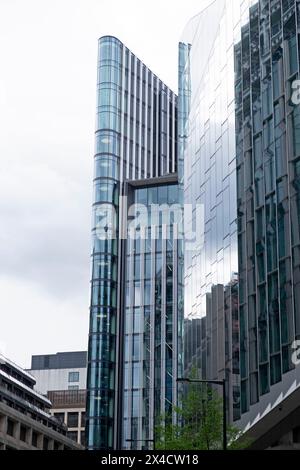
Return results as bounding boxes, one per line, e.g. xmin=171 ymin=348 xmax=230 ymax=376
xmin=86 ymin=36 xmax=179 ymax=450
xmin=235 ymin=0 xmax=300 ymax=431
xmin=121 ymin=179 xmax=183 ymax=449
xmin=179 ymin=0 xmax=300 ymax=432
xmin=178 ymin=0 xmax=258 ymax=423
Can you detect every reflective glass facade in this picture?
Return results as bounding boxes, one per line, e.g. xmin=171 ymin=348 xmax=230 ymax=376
xmin=122 ymin=181 xmax=183 ymax=449
xmin=235 ymin=0 xmax=300 ymax=426
xmin=178 ymin=0 xmax=257 ymax=423
xmin=178 ymin=0 xmax=300 ymax=430
xmin=86 ymin=36 xmax=178 ymax=450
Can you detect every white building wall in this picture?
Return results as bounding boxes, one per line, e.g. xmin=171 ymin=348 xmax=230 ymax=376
xmin=29 ymin=368 xmax=87 ymax=394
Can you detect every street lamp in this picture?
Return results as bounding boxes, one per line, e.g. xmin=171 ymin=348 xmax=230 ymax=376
xmin=126 ymin=439 xmax=155 ymax=451
xmin=177 ymin=378 xmax=227 ymax=451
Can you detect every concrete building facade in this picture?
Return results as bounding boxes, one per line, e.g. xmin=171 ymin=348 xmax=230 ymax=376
xmin=0 ymin=354 xmax=82 ymax=450
xmin=28 ymin=351 xmax=87 ymax=446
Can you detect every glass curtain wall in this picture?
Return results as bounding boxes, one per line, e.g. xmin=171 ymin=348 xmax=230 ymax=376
xmin=235 ymin=0 xmax=300 ymax=424
xmin=122 ymin=183 xmax=182 ymax=450
xmin=178 ymin=0 xmax=257 ymax=423
xmin=87 ymin=36 xmax=178 ymax=449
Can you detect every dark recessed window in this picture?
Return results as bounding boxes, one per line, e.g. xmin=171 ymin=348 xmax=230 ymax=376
xmin=80 ymin=412 xmax=86 ymax=427
xmin=43 ymin=437 xmax=49 ymax=450
xmin=67 ymin=412 xmax=79 ymax=428
xmin=293 ymin=426 xmax=300 ymax=443
xmin=80 ymin=431 xmax=85 ymax=446
xmin=32 ymin=431 xmax=38 ymax=447
xmin=20 ymin=426 xmax=27 ymax=442
xmin=53 ymin=412 xmax=65 ymax=424
xmin=6 ymin=419 xmax=14 ymax=437
xmin=67 ymin=431 xmax=78 ymax=442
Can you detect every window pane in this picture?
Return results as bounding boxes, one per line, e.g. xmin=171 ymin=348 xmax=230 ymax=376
xmin=69 ymin=372 xmax=79 ymax=383
xmin=67 ymin=412 xmax=79 ymax=428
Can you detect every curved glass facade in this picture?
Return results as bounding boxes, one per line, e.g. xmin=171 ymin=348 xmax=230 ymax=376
xmin=87 ymin=36 xmax=178 ymax=449
xmin=87 ymin=36 xmax=122 ymax=450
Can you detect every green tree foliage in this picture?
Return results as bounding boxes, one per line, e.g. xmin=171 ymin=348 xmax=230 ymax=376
xmin=155 ymin=383 xmax=249 ymax=450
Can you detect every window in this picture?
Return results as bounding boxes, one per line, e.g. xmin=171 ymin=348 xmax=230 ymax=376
xmin=80 ymin=431 xmax=85 ymax=446
xmin=43 ymin=437 xmax=49 ymax=450
xmin=241 ymin=381 xmax=249 ymax=414
xmin=54 ymin=412 xmax=65 ymax=424
xmin=68 ymin=371 xmax=79 ymax=383
xmin=260 ymin=364 xmax=270 ymax=395
xmin=271 ymin=354 xmax=282 ymax=385
xmin=144 ymin=254 xmax=151 ymax=279
xmin=134 ymin=256 xmax=141 ymax=279
xmin=92 ymin=281 xmax=117 ymax=308
xmin=254 ymin=136 xmax=262 ymax=169
xmin=94 ymin=155 xmax=119 ymax=180
xmin=95 ymin=131 xmax=120 ymax=156
xmin=92 ymin=255 xmax=117 ymax=281
xmin=67 ymin=412 xmax=79 ymax=428
xmin=133 ymin=309 xmax=143 ymax=333
xmin=6 ymin=419 xmax=14 ymax=437
xmin=124 ymin=363 xmax=129 ymax=389
xmin=80 ymin=412 xmax=86 ymax=428
xmin=134 ymin=282 xmax=141 ymax=307
xmin=32 ymin=431 xmax=38 ymax=448
xmin=20 ymin=426 xmax=27 ymax=442
xmin=266 ymin=202 xmax=278 ymax=271
xmin=255 ymin=167 xmax=264 ymax=207
xmin=144 ymin=281 xmax=151 ymax=306
xmin=132 ymin=391 xmax=139 ymax=417
xmin=133 ymin=363 xmax=140 ymax=389
xmin=68 ymin=385 xmax=79 ymax=390
xmin=293 ymin=426 xmax=300 ymax=444
xmin=250 ymin=373 xmax=259 ymax=405
xmin=132 ymin=335 xmax=140 ymax=361
xmin=268 ymin=273 xmax=280 ymax=354
xmin=168 ymin=185 xmax=178 ymax=205
xmin=94 ymin=180 xmax=119 ymax=204
xmin=67 ymin=431 xmax=78 ymax=442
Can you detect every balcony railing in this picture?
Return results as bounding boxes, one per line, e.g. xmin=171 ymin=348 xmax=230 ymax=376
xmin=47 ymin=390 xmax=86 ymax=408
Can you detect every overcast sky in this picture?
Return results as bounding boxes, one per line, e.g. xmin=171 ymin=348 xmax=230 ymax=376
xmin=0 ymin=0 xmax=203 ymax=368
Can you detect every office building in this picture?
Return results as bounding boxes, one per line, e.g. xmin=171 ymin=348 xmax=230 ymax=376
xmin=178 ymin=0 xmax=253 ymax=423
xmin=28 ymin=351 xmax=87 ymax=393
xmin=179 ymin=0 xmax=300 ymax=445
xmin=0 ymin=354 xmax=82 ymax=450
xmin=28 ymin=351 xmax=87 ymax=446
xmin=235 ymin=0 xmax=300 ymax=440
xmin=180 ymin=0 xmax=300 ymax=445
xmin=86 ymin=36 xmax=179 ymax=450
xmin=47 ymin=389 xmax=86 ymax=446
xmin=120 ymin=177 xmax=183 ymax=450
